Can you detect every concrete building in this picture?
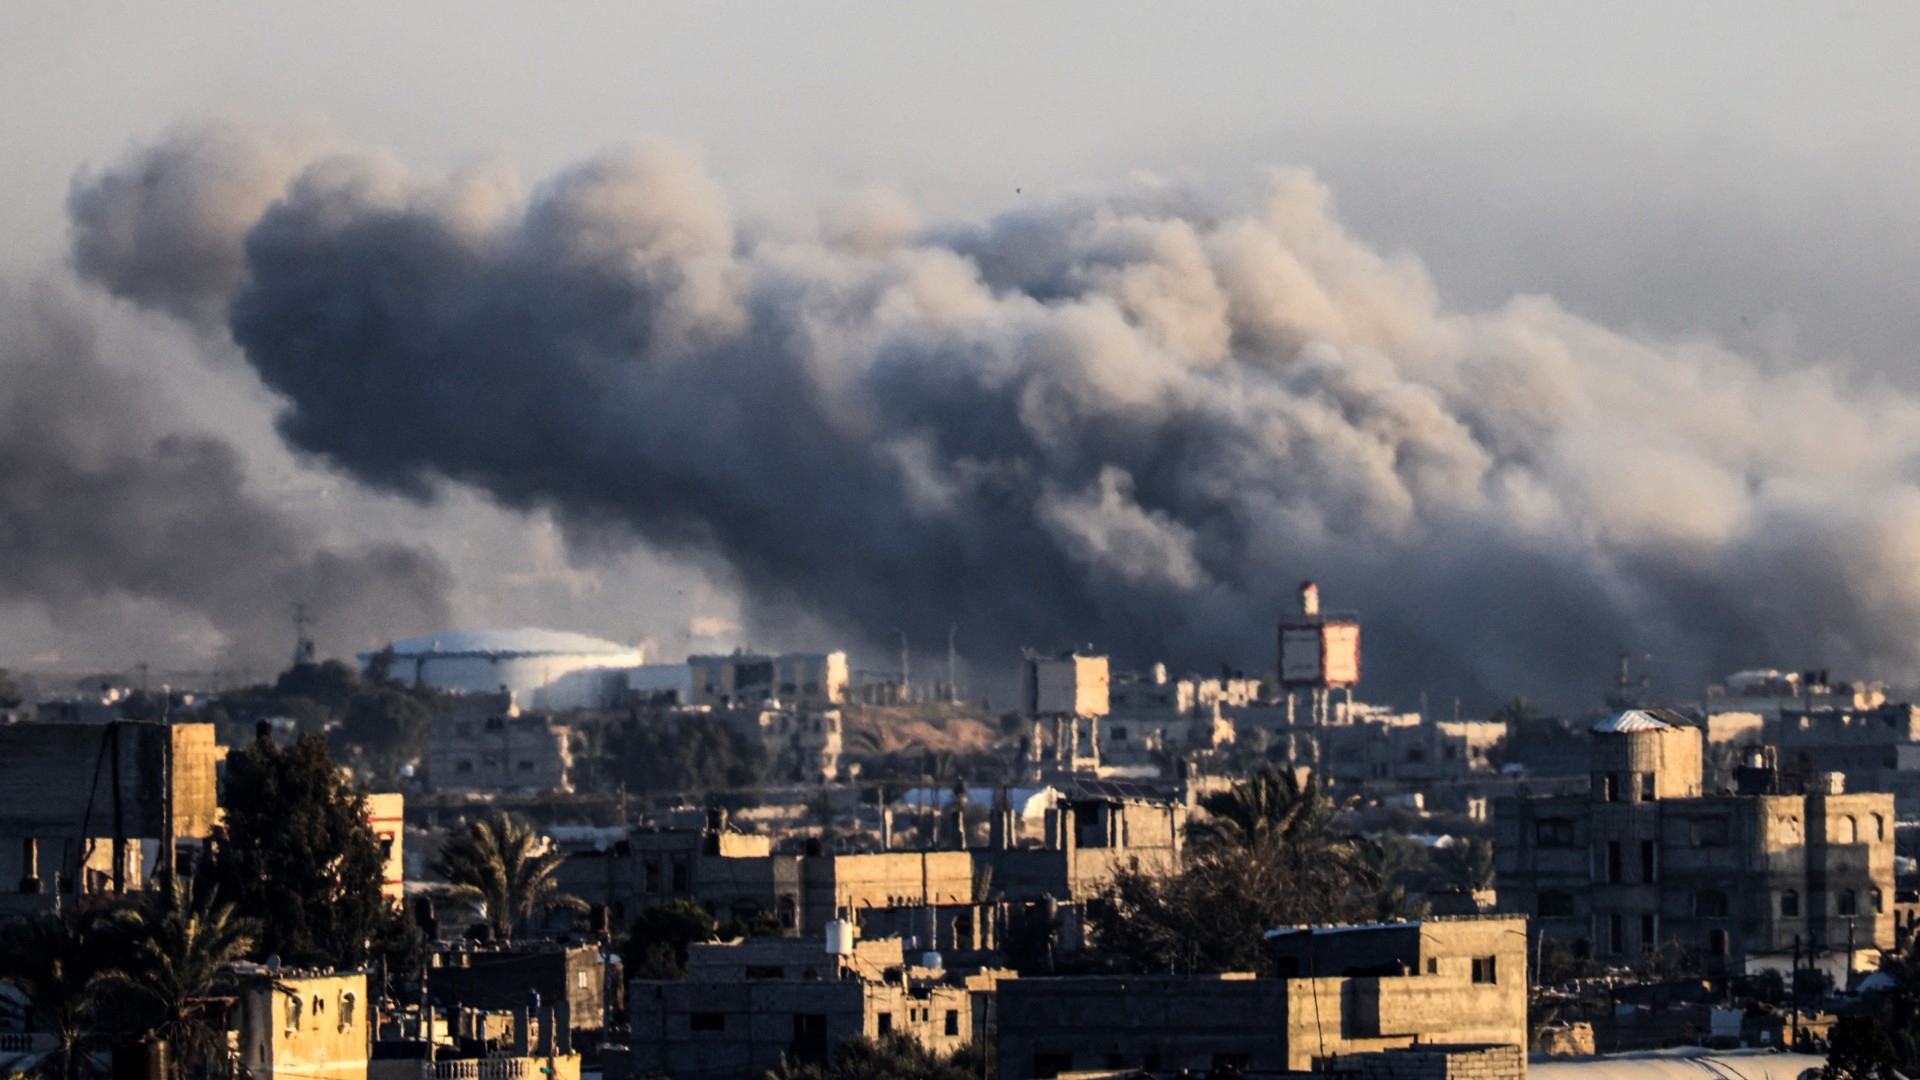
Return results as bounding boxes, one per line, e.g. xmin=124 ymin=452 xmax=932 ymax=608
xmin=362 ymin=629 xmax=647 ymax=711
xmin=995 ymin=915 xmax=1528 ymax=1079
xmin=368 ymin=793 xmax=406 ymax=903
xmin=1101 ymin=669 xmax=1246 ymax=768
xmin=554 ymin=781 xmax=1186 ymax=949
xmin=426 ymin=942 xmax=611 ymax=1043
xmin=717 ymin=705 xmax=844 ymax=785
xmin=234 ymin=968 xmax=371 ymax=1080
xmin=0 ymin=720 xmax=218 ymax=918
xmin=630 ymin=931 xmax=996 ymax=1079
xmin=1495 ymin=708 xmax=1895 ymax=980
xmin=687 ymin=651 xmax=849 ymax=710
xmin=1022 ymin=651 xmax=1110 ymax=773
xmin=428 ymin=693 xmax=572 ymax=795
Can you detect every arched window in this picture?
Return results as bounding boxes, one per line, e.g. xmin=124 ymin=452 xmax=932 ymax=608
xmin=1781 ymin=890 xmax=1800 ymax=917
xmin=1695 ymin=890 xmax=1730 ymax=918
xmin=1842 ymin=817 xmax=1859 ymax=844
xmin=1874 ymin=889 xmax=1885 ymax=914
xmin=1538 ymin=890 xmax=1575 ymax=917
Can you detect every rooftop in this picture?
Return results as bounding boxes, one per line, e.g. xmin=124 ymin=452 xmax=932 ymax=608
xmin=371 ymin=628 xmax=639 ymax=659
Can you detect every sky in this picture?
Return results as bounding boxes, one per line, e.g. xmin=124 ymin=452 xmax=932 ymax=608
xmin=2 ymin=3 xmax=1917 ymax=710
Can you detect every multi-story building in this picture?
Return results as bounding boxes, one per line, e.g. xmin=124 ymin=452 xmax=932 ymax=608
xmin=1021 ymin=651 xmax=1110 ymax=773
xmin=688 ymin=651 xmax=849 ymax=710
xmin=996 ymin=915 xmax=1528 ymax=1079
xmin=630 ymin=931 xmax=1000 ymax=1078
xmin=233 ymin=968 xmax=371 ymax=1080
xmin=0 ymin=719 xmax=219 ymax=919
xmin=427 ymin=693 xmax=572 ymax=794
xmin=1495 ymin=708 xmax=1895 ymax=980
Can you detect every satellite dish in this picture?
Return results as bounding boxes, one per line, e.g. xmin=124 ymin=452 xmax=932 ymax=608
xmin=266 ymin=954 xmax=281 ymax=974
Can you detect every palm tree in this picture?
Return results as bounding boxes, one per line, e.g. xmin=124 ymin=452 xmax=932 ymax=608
xmin=433 ymin=813 xmax=584 ymax=941
xmin=0 ymin=906 xmax=123 ymax=1080
xmin=114 ymin=875 xmax=260 ymax=1080
xmin=1197 ymin=765 xmax=1382 ymax=897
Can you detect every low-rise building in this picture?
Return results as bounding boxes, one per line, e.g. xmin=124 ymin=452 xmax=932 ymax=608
xmin=428 ymin=694 xmax=571 ymax=795
xmin=688 ymin=652 xmax=849 ymax=710
xmin=995 ymin=915 xmax=1528 ymax=1079
xmin=630 ymin=931 xmax=997 ymax=1079
xmin=234 ymin=967 xmax=371 ymax=1080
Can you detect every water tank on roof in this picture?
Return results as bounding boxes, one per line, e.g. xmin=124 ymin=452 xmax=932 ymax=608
xmin=921 ymin=952 xmax=943 ymax=971
xmin=824 ymin=919 xmax=854 ymax=955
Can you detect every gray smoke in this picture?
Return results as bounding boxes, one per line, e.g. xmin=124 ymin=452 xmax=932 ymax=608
xmin=68 ymin=129 xmax=1920 ymax=710
xmin=0 ymin=281 xmax=451 ymax=673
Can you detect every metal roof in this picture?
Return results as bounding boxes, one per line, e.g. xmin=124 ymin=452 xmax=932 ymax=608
xmin=1591 ymin=707 xmax=1692 ymax=734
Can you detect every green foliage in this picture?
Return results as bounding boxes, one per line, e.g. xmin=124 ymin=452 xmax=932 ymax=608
xmin=114 ymin=876 xmax=259 ymax=1079
xmin=627 ymin=900 xmax=719 ymax=979
xmin=1826 ymin=1015 xmax=1901 ymax=1080
xmin=179 ymin=661 xmax=445 ymax=784
xmin=433 ymin=812 xmax=584 ymax=942
xmin=203 ymin=733 xmax=390 ymax=969
xmin=767 ymin=1032 xmax=989 ymax=1080
xmin=721 ymin=911 xmax=789 ymax=941
xmin=0 ymin=905 xmax=125 ymax=1080
xmin=1536 ymin=938 xmax=1604 ymax=985
xmin=1089 ymin=766 xmax=1391 ymax=974
xmin=599 ymin=715 xmax=768 ymax=794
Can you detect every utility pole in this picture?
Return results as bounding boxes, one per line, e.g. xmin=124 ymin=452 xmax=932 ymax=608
xmin=892 ymin=628 xmax=911 ymax=701
xmin=947 ymin=624 xmax=958 ymax=704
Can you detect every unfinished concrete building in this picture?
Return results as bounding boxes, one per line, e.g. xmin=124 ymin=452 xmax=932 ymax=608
xmin=428 ymin=692 xmax=572 ymax=795
xmin=995 ymin=915 xmax=1528 ymax=1079
xmin=553 ymin=781 xmax=1185 ymax=957
xmin=688 ymin=651 xmax=849 ymax=710
xmin=1021 ymin=651 xmax=1110 ymax=774
xmin=426 ymin=942 xmax=612 ymax=1044
xmin=1495 ymin=708 xmax=1895 ymax=981
xmin=0 ymin=720 xmax=218 ymax=919
xmin=630 ymin=931 xmax=999 ymax=1078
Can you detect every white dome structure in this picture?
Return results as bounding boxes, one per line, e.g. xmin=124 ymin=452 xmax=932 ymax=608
xmin=361 ymin=628 xmax=646 ymax=710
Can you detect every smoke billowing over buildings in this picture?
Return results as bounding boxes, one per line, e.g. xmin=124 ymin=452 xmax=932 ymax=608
xmin=43 ymin=123 xmax=1920 ymax=708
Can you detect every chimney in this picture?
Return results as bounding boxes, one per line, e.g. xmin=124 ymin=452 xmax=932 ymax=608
xmin=1299 ymin=581 xmax=1320 ymax=618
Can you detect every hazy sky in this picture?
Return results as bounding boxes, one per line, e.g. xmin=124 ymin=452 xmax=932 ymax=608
xmin=4 ymin=3 xmax=1918 ymax=702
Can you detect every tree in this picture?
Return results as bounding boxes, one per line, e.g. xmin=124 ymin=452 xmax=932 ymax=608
xmin=433 ymin=812 xmax=584 ymax=942
xmin=0 ymin=906 xmax=124 ymax=1080
xmin=627 ymin=901 xmax=720 ymax=979
xmin=203 ymin=733 xmax=390 ymax=968
xmin=767 ymin=1031 xmax=989 ymax=1080
xmin=1826 ymin=1015 xmax=1900 ymax=1080
xmin=1089 ymin=766 xmax=1390 ymax=974
xmin=115 ymin=875 xmax=259 ymax=1080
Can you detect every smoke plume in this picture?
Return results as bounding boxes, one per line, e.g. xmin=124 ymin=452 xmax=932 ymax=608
xmin=0 ymin=281 xmax=451 ymax=673
xmin=68 ymin=128 xmax=1920 ymax=709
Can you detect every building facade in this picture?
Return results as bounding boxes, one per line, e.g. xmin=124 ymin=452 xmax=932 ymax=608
xmin=1495 ymin=709 xmax=1895 ymax=979
xmin=428 ymin=693 xmax=572 ymax=795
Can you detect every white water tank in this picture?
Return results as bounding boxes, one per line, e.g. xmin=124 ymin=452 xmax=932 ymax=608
xmin=920 ymin=952 xmax=943 ymax=971
xmin=824 ymin=919 xmax=855 ymax=955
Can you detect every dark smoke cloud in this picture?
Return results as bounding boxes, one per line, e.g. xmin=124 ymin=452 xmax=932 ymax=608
xmin=0 ymin=281 xmax=451 ymax=672
xmin=69 ymin=130 xmax=1920 ymax=710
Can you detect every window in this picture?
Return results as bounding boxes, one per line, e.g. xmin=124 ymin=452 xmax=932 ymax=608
xmin=484 ymin=717 xmax=504 ymax=732
xmin=1604 ymin=773 xmax=1622 ymax=802
xmin=1874 ymin=888 xmax=1885 ymax=914
xmin=1839 ymin=889 xmax=1859 ymax=916
xmin=690 ymin=1012 xmax=725 ymax=1033
xmin=671 ymin=860 xmax=689 ymax=894
xmin=1538 ymin=890 xmax=1575 ymax=917
xmin=644 ymin=859 xmax=661 ymax=893
xmin=1606 ymin=841 xmax=1623 ymax=884
xmin=1111 ymin=726 xmax=1128 ymax=741
xmin=1471 ymin=956 xmax=1498 ymax=984
xmin=455 ymin=761 xmax=474 ymax=775
xmin=1842 ymin=817 xmax=1859 ymax=844
xmin=1781 ymin=890 xmax=1800 ymax=917
xmin=1690 ymin=818 xmax=1729 ymax=847
xmin=1876 ymin=814 xmax=1888 ymax=841
xmin=338 ymin=992 xmax=356 ymax=1032
xmin=1710 ymin=929 xmax=1729 ymax=958
xmin=1536 ymin=818 xmax=1575 ymax=847
xmin=945 ymin=1010 xmax=960 ymax=1036
xmin=1641 ymin=840 xmax=1658 ymax=882
xmin=876 ymin=1012 xmax=893 ymax=1035
xmin=1640 ymin=773 xmax=1656 ymax=800
xmin=1695 ymin=890 xmax=1730 ymax=918
xmin=1609 ymin=913 xmax=1624 ymax=954
xmin=285 ymin=995 xmax=303 ymax=1034
xmin=1426 ymin=957 xmax=1438 ymax=974
xmin=1641 ymin=915 xmax=1656 ymax=952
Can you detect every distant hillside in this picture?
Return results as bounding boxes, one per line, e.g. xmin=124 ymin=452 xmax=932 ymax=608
xmin=840 ymin=702 xmax=1011 ymax=758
